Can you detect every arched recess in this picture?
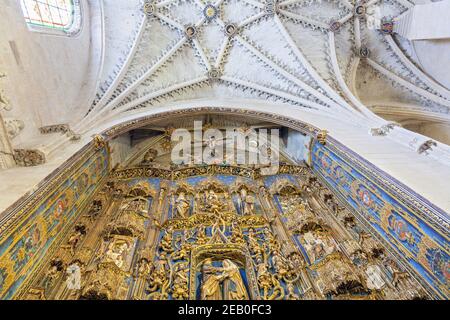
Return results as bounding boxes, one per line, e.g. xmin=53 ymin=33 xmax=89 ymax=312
xmin=369 ymin=104 xmax=450 ymax=146
xmin=102 ymin=106 xmax=450 ymax=299
xmin=1 ymin=105 xmax=448 ymax=300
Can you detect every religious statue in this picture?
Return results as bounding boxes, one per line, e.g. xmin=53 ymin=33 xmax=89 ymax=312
xmin=136 ymin=258 xmax=153 ymax=278
xmin=239 ymin=188 xmax=255 ymax=215
xmin=201 ymin=258 xmax=224 ymax=300
xmin=255 ymin=256 xmax=272 ymax=298
xmin=302 ymin=231 xmax=336 ymax=263
xmin=200 ymin=258 xmax=248 ymax=300
xmin=202 ymin=189 xmax=229 ymax=238
xmin=172 ymin=237 xmax=192 ymax=261
xmin=263 ymin=227 xmax=281 ymax=252
xmin=105 ymin=239 xmax=130 ymax=270
xmin=271 ymin=250 xmax=289 ymax=278
xmin=147 ymin=252 xmax=170 ymax=298
xmin=140 ymin=148 xmax=158 ymax=166
xmin=247 ymin=228 xmax=264 ymax=261
xmin=230 ymin=220 xmax=245 ymax=245
xmin=206 ymin=190 xmax=220 ymax=212
xmin=172 ymin=262 xmax=189 ymax=300
xmin=174 ymin=192 xmax=190 ymax=218
xmin=195 ymin=225 xmax=208 ymax=245
xmin=222 ymin=259 xmax=248 ymax=300
xmin=159 ymin=227 xmax=174 ymax=253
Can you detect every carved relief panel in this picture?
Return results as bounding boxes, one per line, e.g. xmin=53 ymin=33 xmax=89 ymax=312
xmin=22 ymin=165 xmax=430 ymax=300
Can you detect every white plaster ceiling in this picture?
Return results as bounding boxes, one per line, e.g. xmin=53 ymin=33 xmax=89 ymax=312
xmin=78 ymin=0 xmax=450 ymax=132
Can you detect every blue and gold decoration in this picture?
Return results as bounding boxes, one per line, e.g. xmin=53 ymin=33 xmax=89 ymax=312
xmin=1 ymin=128 xmax=447 ymax=300
xmin=0 ymin=143 xmax=109 ymax=299
xmin=312 ymin=141 xmax=449 ymax=298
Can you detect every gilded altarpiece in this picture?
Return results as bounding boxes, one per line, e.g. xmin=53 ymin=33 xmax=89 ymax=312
xmin=21 ymin=164 xmax=431 ymax=300
xmin=311 ymin=141 xmax=449 ymax=299
xmin=0 ymin=144 xmax=109 ymax=299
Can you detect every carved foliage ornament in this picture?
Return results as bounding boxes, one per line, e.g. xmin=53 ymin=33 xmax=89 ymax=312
xmin=13 ymin=149 xmax=45 ymax=167
xmin=316 ymin=130 xmax=328 ymax=145
xmin=143 ymin=1 xmax=156 ymax=17
xmin=4 ymin=118 xmax=24 ymax=139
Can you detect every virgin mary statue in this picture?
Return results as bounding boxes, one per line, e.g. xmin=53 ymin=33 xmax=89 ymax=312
xmin=222 ymin=259 xmax=248 ymax=300
xmin=200 ymin=258 xmax=248 ymax=300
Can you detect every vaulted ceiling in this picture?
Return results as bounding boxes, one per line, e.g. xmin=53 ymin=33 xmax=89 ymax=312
xmin=75 ymin=0 xmax=450 ymax=134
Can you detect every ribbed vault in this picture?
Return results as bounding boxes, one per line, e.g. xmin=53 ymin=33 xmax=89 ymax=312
xmin=77 ymin=0 xmax=450 ymax=135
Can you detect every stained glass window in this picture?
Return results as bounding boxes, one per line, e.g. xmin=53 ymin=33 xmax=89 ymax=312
xmin=20 ymin=0 xmax=79 ymax=32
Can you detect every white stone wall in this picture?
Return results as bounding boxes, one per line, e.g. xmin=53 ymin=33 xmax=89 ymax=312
xmin=0 ymin=0 xmax=101 ymax=147
xmin=404 ymin=121 xmax=450 ymax=145
xmin=413 ymin=39 xmax=450 ymax=90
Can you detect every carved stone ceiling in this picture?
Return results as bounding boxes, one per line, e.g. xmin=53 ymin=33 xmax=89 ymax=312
xmin=81 ymin=0 xmax=450 ymax=131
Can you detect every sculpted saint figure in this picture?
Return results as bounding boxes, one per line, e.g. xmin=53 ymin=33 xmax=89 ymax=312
xmin=196 ymin=225 xmax=208 ymax=245
xmin=201 ymin=258 xmax=224 ymax=300
xmin=105 ymin=240 xmax=130 ymax=269
xmin=148 ymin=252 xmax=169 ymax=291
xmin=207 ymin=190 xmax=220 ymax=212
xmin=172 ymin=262 xmax=189 ymax=300
xmin=271 ymin=250 xmax=289 ymax=278
xmin=160 ymin=227 xmax=174 ymax=253
xmin=172 ymin=237 xmax=191 ymax=261
xmin=175 ymin=192 xmax=190 ymax=218
xmin=200 ymin=258 xmax=248 ymax=300
xmin=137 ymin=258 xmax=153 ymax=278
xmin=303 ymin=231 xmax=335 ymax=263
xmin=247 ymin=228 xmax=264 ymax=260
xmin=222 ymin=259 xmax=248 ymax=300
xmin=230 ymin=220 xmax=245 ymax=244
xmin=239 ymin=188 xmax=255 ymax=215
xmin=255 ymin=256 xmax=272 ymax=298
